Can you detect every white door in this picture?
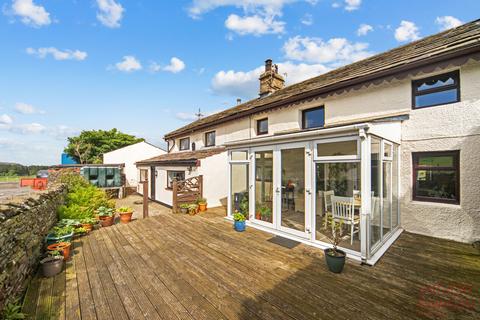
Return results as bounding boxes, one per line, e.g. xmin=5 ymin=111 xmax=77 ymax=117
xmin=251 ymin=146 xmax=275 ymax=227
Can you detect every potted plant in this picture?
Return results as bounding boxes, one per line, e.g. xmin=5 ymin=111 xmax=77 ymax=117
xmin=73 ymin=227 xmax=87 ymax=238
xmin=117 ymin=206 xmax=134 ymax=224
xmin=188 ymin=204 xmax=198 ymax=215
xmin=179 ymin=203 xmax=189 ymax=214
xmin=260 ymin=206 xmax=272 ymax=222
xmin=40 ymin=250 xmax=64 ymax=277
xmin=97 ymin=206 xmax=115 ymax=227
xmin=255 ymin=203 xmax=261 ymax=220
xmin=45 ymin=225 xmax=74 ymax=245
xmin=80 ymin=217 xmax=96 ymax=232
xmin=233 ymin=211 xmax=246 ymax=232
xmin=324 ymin=218 xmax=346 ymax=273
xmin=197 ymin=197 xmax=208 ymax=212
xmin=47 ymin=242 xmax=72 ymax=260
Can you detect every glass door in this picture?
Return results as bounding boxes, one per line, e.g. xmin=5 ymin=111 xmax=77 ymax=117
xmin=277 ymin=142 xmax=311 ymax=238
xmin=252 ymin=148 xmax=274 ymax=225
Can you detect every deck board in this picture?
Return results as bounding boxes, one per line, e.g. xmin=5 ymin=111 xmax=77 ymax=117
xmin=22 ymin=201 xmax=480 ymax=320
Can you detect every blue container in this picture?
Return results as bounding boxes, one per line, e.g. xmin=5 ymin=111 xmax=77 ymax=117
xmin=45 ymin=232 xmax=74 ymax=246
xmin=234 ymin=221 xmax=246 ymax=232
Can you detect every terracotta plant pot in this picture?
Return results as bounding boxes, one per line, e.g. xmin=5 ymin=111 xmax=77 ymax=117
xmin=198 ymin=203 xmax=207 ymax=212
xmin=255 ymin=212 xmax=261 ymax=220
xmin=81 ymin=223 xmax=93 ymax=232
xmin=119 ymin=211 xmax=133 ymax=224
xmin=99 ymin=215 xmax=114 ymax=227
xmin=41 ymin=256 xmax=64 ymax=277
xmin=47 ymin=242 xmax=72 ymax=260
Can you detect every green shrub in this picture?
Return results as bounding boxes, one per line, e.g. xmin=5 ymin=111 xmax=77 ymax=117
xmin=2 ymin=300 xmax=26 ymax=319
xmin=57 ymin=172 xmax=89 ymax=190
xmin=58 ymin=184 xmax=114 ymax=220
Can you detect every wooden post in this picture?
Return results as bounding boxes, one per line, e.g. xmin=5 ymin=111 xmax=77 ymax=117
xmin=172 ymin=180 xmax=178 ymax=213
xmin=198 ymin=175 xmax=203 ymax=198
xmin=143 ymin=180 xmax=149 ymax=218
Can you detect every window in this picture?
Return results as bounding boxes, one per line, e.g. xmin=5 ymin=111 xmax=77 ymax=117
xmin=167 ymin=171 xmax=185 ymax=189
xmin=139 ymin=169 xmax=148 ymax=182
xmin=205 ymin=131 xmax=215 ymax=147
xmin=412 ymin=71 xmax=460 ymax=109
xmin=179 ymin=137 xmax=190 ymax=151
xmin=316 ymin=140 xmax=358 ymax=158
xmin=257 ymin=118 xmax=268 ymax=135
xmin=412 ymin=151 xmax=460 ymax=204
xmin=302 ymin=106 xmax=325 ymax=129
xmin=231 ymin=151 xmax=248 ymax=161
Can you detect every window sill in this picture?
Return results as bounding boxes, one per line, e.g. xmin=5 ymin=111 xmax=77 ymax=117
xmin=410 ymin=200 xmax=461 ymax=208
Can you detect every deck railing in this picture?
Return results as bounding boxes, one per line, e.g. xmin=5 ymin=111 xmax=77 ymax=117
xmin=172 ymin=175 xmax=203 ymax=213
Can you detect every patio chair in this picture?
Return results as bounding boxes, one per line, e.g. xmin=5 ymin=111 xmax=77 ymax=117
xmin=331 ymin=196 xmax=359 ymax=245
xmin=323 ymin=190 xmax=335 ymax=229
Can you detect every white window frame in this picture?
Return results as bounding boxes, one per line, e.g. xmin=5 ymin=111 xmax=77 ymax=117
xmin=313 ymin=136 xmax=360 ymax=162
xmin=228 ymin=149 xmax=250 ymax=218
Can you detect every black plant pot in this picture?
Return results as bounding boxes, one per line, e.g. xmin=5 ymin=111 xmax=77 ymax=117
xmin=324 ymin=248 xmax=346 ymax=273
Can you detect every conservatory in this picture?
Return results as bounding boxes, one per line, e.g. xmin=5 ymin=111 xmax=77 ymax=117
xmin=226 ymin=122 xmax=402 ymax=265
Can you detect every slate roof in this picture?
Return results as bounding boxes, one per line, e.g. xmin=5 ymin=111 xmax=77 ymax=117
xmin=165 ymin=19 xmax=480 ymax=139
xmin=136 ymin=147 xmax=226 ymax=166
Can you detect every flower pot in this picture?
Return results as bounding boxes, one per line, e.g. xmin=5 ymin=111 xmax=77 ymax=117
xmin=234 ymin=220 xmax=246 ymax=232
xmin=47 ymin=242 xmax=72 ymax=260
xmin=255 ymin=212 xmax=261 ymax=220
xmin=99 ymin=215 xmax=115 ymax=227
xmin=45 ymin=232 xmax=74 ymax=246
xmin=41 ymin=256 xmax=64 ymax=277
xmin=324 ymin=248 xmax=346 ymax=273
xmin=180 ymin=208 xmax=188 ymax=214
xmin=81 ymin=223 xmax=93 ymax=232
xmin=198 ymin=203 xmax=207 ymax=212
xmin=119 ymin=211 xmax=133 ymax=224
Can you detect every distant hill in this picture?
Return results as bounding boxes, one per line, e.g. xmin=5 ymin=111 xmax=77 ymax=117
xmin=0 ymin=162 xmax=49 ymax=177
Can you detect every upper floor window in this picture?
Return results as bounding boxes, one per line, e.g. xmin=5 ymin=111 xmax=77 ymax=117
xmin=179 ymin=137 xmax=190 ymax=151
xmin=205 ymin=131 xmax=216 ymax=147
xmin=412 ymin=151 xmax=460 ymax=204
xmin=257 ymin=118 xmax=268 ymax=135
xmin=302 ymin=106 xmax=325 ymax=129
xmin=412 ymin=71 xmax=460 ymax=109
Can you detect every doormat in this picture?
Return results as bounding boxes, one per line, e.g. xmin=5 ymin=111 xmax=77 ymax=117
xmin=267 ymin=236 xmax=301 ymax=249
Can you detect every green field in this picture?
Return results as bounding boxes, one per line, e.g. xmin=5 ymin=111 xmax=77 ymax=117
xmin=0 ymin=175 xmax=34 ymax=182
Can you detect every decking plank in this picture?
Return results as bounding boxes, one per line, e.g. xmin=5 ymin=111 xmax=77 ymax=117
xmin=35 ymin=274 xmax=54 ymax=320
xmin=74 ymin=238 xmax=97 ymax=320
xmin=50 ymin=264 xmax=66 ymax=320
xmin=64 ymin=241 xmax=81 ymax=320
xmin=22 ymin=272 xmax=41 ymax=319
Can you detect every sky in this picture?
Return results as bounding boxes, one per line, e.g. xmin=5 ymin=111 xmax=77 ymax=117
xmin=0 ymin=0 xmax=479 ymax=165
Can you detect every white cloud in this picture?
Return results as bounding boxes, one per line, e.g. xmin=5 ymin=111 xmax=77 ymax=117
xmin=283 ymin=36 xmax=372 ymax=66
xmin=211 ymin=61 xmax=330 ymax=98
xmin=26 ymin=47 xmax=87 ymax=61
xmin=188 ymin=0 xmax=296 ymax=18
xmin=225 ymin=14 xmax=284 ymax=35
xmin=435 ymin=16 xmax=463 ymax=31
xmin=115 ymin=55 xmax=142 ymax=72
xmin=96 ymin=0 xmax=124 ymax=28
xmin=14 ymin=102 xmax=44 ymax=114
xmin=9 ymin=122 xmax=46 ymax=134
xmin=163 ymin=57 xmax=186 ymax=73
xmin=10 ymin=0 xmax=51 ymax=27
xmin=0 ymin=114 xmax=13 ymax=125
xmin=344 ymin=0 xmax=361 ymax=11
xmin=357 ymin=23 xmax=373 ymax=36
xmin=300 ymin=13 xmax=313 ymax=26
xmin=395 ymin=20 xmax=420 ymax=42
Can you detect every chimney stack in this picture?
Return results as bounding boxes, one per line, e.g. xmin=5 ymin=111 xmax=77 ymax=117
xmin=236 ymin=98 xmax=242 ymax=105
xmin=259 ymin=59 xmax=285 ymax=97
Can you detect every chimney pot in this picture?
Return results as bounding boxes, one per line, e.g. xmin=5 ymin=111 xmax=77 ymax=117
xmin=265 ymin=59 xmax=272 ymax=72
xmin=236 ymin=98 xmax=242 ymax=105
xmin=259 ymin=59 xmax=285 ymax=97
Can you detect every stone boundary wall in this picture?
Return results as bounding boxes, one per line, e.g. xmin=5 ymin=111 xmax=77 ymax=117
xmin=0 ymin=185 xmax=66 ymax=310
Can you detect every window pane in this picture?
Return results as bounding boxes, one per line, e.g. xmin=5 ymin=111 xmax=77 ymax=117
xmin=180 ymin=138 xmax=189 ymax=150
xmin=231 ymin=164 xmax=249 ymax=218
xmin=418 ymin=155 xmax=454 ymax=167
xmin=370 ymin=138 xmax=381 ymax=249
xmin=231 ymin=151 xmax=248 ymax=161
xmin=206 ymin=132 xmax=215 ymax=146
xmin=415 ymin=89 xmax=458 ymax=108
xmin=384 ymin=143 xmax=392 ymax=158
xmin=317 ymin=140 xmax=357 ymax=157
xmin=255 ymin=151 xmax=273 ymax=223
xmin=416 ymin=75 xmax=456 ymax=91
xmin=415 ymin=170 xmax=457 ymax=200
xmin=392 ymin=145 xmax=399 ymax=228
xmin=257 ymin=119 xmax=268 ymax=134
xmin=167 ymin=171 xmax=185 ymax=188
xmin=303 ymin=107 xmax=324 ymax=129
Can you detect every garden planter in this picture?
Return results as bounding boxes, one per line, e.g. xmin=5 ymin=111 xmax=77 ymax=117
xmin=180 ymin=208 xmax=188 ymax=214
xmin=119 ymin=211 xmax=133 ymax=224
xmin=81 ymin=223 xmax=93 ymax=232
xmin=45 ymin=232 xmax=74 ymax=246
xmin=198 ymin=203 xmax=207 ymax=212
xmin=234 ymin=221 xmax=246 ymax=232
xmin=99 ymin=215 xmax=115 ymax=227
xmin=324 ymin=248 xmax=346 ymax=273
xmin=47 ymin=242 xmax=71 ymax=260
xmin=40 ymin=257 xmax=64 ymax=277
xmin=255 ymin=212 xmax=261 ymax=220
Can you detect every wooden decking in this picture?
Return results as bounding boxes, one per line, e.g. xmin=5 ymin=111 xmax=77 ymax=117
xmin=22 ymin=206 xmax=480 ymax=319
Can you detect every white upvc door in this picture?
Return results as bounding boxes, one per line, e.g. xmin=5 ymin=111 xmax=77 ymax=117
xmin=275 ymin=141 xmax=312 ymax=239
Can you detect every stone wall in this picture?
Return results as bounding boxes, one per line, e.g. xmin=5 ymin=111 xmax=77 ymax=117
xmin=0 ymin=184 xmax=66 ymax=310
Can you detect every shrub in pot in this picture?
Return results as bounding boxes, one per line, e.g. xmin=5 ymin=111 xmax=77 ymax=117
xmin=97 ymin=206 xmax=115 ymax=227
xmin=80 ymin=217 xmax=97 ymax=232
xmin=117 ymin=206 xmax=134 ymax=224
xmin=197 ymin=197 xmax=208 ymax=212
xmin=46 ymin=226 xmax=74 ymax=245
xmin=233 ymin=211 xmax=246 ymax=232
xmin=188 ymin=204 xmax=198 ymax=216
xmin=40 ymin=250 xmax=64 ymax=277
xmin=47 ymin=242 xmax=72 ymax=260
xmin=179 ymin=203 xmax=189 ymax=214
xmin=324 ymin=218 xmax=346 ymax=273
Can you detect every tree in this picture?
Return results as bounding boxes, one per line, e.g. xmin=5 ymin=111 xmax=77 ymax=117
xmin=64 ymin=129 xmax=144 ymax=164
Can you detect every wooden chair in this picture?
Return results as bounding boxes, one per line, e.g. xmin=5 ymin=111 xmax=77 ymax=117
xmin=323 ymin=190 xmax=335 ymax=229
xmin=331 ymin=196 xmax=359 ymax=245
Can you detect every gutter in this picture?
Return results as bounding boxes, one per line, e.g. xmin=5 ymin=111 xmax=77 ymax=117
xmin=224 ymin=123 xmax=370 ymax=148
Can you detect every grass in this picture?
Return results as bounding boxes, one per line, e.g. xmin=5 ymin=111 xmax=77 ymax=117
xmin=0 ymin=175 xmax=34 ymax=182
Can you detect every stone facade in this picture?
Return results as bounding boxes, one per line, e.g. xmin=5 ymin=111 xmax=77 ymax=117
xmin=0 ymin=185 xmax=66 ymax=310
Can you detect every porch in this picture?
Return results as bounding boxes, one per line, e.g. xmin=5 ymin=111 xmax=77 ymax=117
xmin=22 ymin=198 xmax=479 ymax=319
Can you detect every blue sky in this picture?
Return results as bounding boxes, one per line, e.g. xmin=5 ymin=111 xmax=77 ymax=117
xmin=0 ymin=0 xmax=478 ymax=165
